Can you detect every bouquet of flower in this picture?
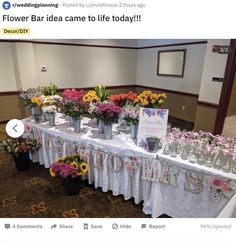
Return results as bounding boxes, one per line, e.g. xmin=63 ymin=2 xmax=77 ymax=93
xmin=31 ymin=96 xmax=43 ymax=106
xmin=59 ymin=100 xmax=74 ymax=116
xmin=109 ymin=91 xmax=137 ymax=107
xmin=19 ymin=87 xmax=42 ymax=108
xmin=50 ymin=154 xmax=89 ymax=178
xmin=40 ymin=95 xmax=62 ymax=114
xmin=63 ymin=89 xmax=84 ymax=102
xmin=93 ymin=101 xmax=122 ymax=125
xmin=40 ymin=95 xmax=62 ymax=106
xmin=134 ymin=90 xmax=167 ymax=108
xmin=83 ymin=90 xmax=100 ymax=103
xmin=61 ymin=89 xmax=88 ymax=118
xmin=0 ymin=138 xmax=40 ymax=156
xmin=42 ymin=82 xmax=57 ymax=95
xmin=94 ymin=85 xmax=110 ymax=102
xmin=122 ymin=104 xmax=140 ymax=125
xmin=42 ymin=105 xmax=57 ymax=114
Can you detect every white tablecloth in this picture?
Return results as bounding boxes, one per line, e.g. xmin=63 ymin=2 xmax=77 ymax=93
xmin=23 ymin=114 xmax=236 ymax=218
xmin=144 ymin=153 xmax=236 ymax=218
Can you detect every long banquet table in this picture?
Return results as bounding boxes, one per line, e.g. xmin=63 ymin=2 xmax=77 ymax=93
xmin=23 ymin=114 xmax=236 ymax=218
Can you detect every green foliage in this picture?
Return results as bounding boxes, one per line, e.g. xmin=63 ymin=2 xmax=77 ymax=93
xmin=94 ymin=85 xmax=109 ymax=102
xmin=43 ymin=82 xmax=58 ymax=95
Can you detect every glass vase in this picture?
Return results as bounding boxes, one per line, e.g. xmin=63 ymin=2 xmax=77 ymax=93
xmin=163 ymin=138 xmax=170 ymax=155
xmin=213 ymin=149 xmax=223 ymax=170
xmin=169 ymin=139 xmax=178 ymax=158
xmin=231 ymin=156 xmax=236 ymax=174
xmin=189 ymin=142 xmax=199 ymax=164
xmin=180 ymin=141 xmax=191 ymax=160
xmin=197 ymin=148 xmax=207 ymax=165
xmin=204 ymin=152 xmax=215 ymax=167
xmin=221 ymin=151 xmax=231 ymax=173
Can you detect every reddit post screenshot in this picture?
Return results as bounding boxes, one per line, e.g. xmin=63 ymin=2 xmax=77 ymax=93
xmin=0 ymin=0 xmax=236 ymax=243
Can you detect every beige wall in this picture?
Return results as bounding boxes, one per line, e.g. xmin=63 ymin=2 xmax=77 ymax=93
xmin=34 ymin=44 xmax=137 ymax=88
xmin=198 ymin=39 xmax=229 ymax=104
xmin=227 ymin=71 xmax=236 ymax=116
xmin=0 ymin=95 xmax=25 ymax=121
xmin=0 ymin=43 xmax=18 ymax=91
xmin=194 ymin=105 xmax=218 ymax=133
xmin=136 ymin=44 xmax=206 ymax=94
xmin=0 ymin=41 xmax=137 ymax=92
xmin=136 ymin=87 xmax=198 ymax=122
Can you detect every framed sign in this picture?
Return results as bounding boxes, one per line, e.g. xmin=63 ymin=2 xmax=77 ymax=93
xmin=157 ymin=49 xmax=186 ymax=77
xmin=137 ymin=108 xmax=169 ymax=150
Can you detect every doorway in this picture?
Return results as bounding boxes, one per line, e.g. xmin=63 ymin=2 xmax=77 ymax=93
xmin=222 ymin=69 xmax=236 ymax=136
xmin=214 ymin=39 xmax=236 ymax=135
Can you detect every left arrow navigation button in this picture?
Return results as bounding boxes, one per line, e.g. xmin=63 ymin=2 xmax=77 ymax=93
xmin=6 ymin=119 xmax=24 ymax=138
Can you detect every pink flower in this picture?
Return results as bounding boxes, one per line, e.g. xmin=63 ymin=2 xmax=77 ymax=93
xmin=209 ymin=177 xmax=226 ymax=189
xmin=94 ymin=102 xmax=122 ymax=124
xmin=63 ymin=89 xmax=84 ymax=101
xmin=24 ymin=123 xmax=32 ymax=134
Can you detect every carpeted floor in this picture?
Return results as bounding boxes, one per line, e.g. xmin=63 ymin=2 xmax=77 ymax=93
xmin=0 ymin=124 xmax=151 ymax=218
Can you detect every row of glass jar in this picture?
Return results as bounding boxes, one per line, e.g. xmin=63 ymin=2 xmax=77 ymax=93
xmin=163 ymin=139 xmax=236 ymax=174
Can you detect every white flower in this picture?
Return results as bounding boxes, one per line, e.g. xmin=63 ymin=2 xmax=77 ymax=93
xmin=88 ymin=102 xmax=96 ymax=114
xmin=42 ymin=105 xmax=57 ymax=113
xmin=40 ymin=95 xmax=62 ymax=105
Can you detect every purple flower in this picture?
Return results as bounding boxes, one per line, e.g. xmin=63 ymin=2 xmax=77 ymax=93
xmin=94 ymin=102 xmax=122 ymax=124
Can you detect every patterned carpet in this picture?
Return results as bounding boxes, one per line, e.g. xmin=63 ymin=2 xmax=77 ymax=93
xmin=0 ymin=125 xmax=150 ymax=218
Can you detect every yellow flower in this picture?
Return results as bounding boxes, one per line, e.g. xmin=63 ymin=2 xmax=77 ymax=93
xmin=83 ymin=95 xmax=88 ymax=102
xmin=31 ymin=96 xmax=42 ymax=106
xmin=70 ymin=162 xmax=79 ymax=169
xmin=57 ymin=156 xmax=66 ymax=162
xmin=151 ymin=99 xmax=156 ymax=104
xmin=80 ymin=162 xmax=89 ymax=175
xmin=151 ymin=94 xmax=158 ymax=100
xmin=146 ymin=91 xmax=152 ymax=96
xmin=83 ymin=91 xmax=100 ymax=103
xmin=159 ymin=99 xmax=164 ymax=104
xmin=49 ymin=168 xmax=55 ymax=177
xmin=142 ymin=99 xmax=149 ymax=106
